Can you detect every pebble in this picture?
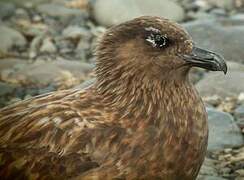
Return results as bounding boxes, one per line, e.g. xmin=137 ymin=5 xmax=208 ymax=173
xmin=207 ymin=107 xmax=243 ymax=151
xmin=198 ymin=158 xmax=226 ymax=180
xmin=29 ymin=35 xmax=44 ymax=58
xmin=2 ymin=0 xmax=50 ymax=6
xmin=217 ymin=147 xmax=244 ymax=179
xmin=0 ymin=2 xmax=16 ymax=20
xmin=235 ymin=169 xmax=244 ymax=176
xmin=234 ymin=104 xmax=244 ymax=129
xmin=210 ymin=8 xmax=227 ymax=16
xmin=217 ymin=97 xmax=237 ymax=113
xmin=203 ymin=95 xmax=222 ymax=106
xmin=199 ymin=158 xmax=219 ymax=176
xmin=211 ymin=0 xmax=234 ymax=10
xmin=238 ymin=93 xmax=244 ymax=102
xmin=15 ymin=8 xmax=30 ymax=20
xmin=234 ymin=105 xmax=244 ymax=120
xmin=38 ymin=85 xmax=56 ymax=94
xmin=37 ymin=3 xmax=83 ymax=19
xmin=0 ymin=25 xmax=27 ymax=55
xmin=197 ymin=175 xmax=227 ymax=180
xmin=0 ymin=81 xmax=18 ymax=108
xmin=92 ymin=0 xmax=185 ymax=26
xmin=56 ymin=39 xmax=76 ymax=55
xmin=0 ymin=82 xmax=16 ymax=96
xmin=187 ymin=10 xmax=216 ymax=20
xmin=0 ymin=58 xmax=93 ymax=88
xmin=195 ymin=0 xmax=234 ymax=10
xmin=62 ymin=26 xmax=91 ymax=40
xmin=231 ymin=13 xmax=244 ymax=20
xmin=40 ymin=37 xmax=57 ymax=53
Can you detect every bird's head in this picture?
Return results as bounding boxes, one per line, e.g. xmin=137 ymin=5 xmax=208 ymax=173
xmin=96 ymin=16 xmax=227 ymax=82
xmin=95 ymin=16 xmax=227 ymax=102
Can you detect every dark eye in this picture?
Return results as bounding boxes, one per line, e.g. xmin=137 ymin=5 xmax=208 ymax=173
xmin=146 ymin=33 xmax=169 ymax=49
xmin=154 ymin=34 xmax=168 ymax=48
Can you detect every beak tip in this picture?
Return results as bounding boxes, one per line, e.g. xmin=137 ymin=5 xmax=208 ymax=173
xmin=221 ymin=61 xmax=227 ymax=75
xmin=224 ymin=69 xmax=227 ymax=75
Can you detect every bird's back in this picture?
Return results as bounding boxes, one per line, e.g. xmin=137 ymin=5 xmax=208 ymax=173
xmin=0 ymin=88 xmax=117 ymax=179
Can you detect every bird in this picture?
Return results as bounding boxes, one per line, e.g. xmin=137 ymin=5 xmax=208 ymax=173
xmin=0 ymin=16 xmax=227 ymax=180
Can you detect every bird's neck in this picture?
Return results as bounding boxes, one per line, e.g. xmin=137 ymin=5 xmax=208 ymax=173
xmin=94 ymin=69 xmax=197 ymax=121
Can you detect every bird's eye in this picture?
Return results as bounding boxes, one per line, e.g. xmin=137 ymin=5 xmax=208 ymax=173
xmin=146 ymin=33 xmax=169 ymax=49
xmin=155 ymin=35 xmax=168 ymax=48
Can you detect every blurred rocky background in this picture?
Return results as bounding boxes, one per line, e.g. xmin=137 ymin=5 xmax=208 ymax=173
xmin=0 ymin=0 xmax=243 ymax=179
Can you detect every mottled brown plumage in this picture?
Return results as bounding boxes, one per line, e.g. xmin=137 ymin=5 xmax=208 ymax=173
xmin=0 ymin=16 xmax=227 ymax=180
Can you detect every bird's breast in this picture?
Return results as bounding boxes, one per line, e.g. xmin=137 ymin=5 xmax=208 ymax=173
xmin=113 ymin=86 xmax=209 ymax=179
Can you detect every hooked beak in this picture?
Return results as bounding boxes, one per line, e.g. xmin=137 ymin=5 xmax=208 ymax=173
xmin=181 ymin=46 xmax=227 ymax=74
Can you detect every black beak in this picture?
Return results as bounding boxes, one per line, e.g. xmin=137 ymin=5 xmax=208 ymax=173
xmin=181 ymin=47 xmax=227 ymax=74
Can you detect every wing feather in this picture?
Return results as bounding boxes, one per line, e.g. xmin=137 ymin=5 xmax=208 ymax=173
xmin=0 ymin=88 xmax=113 ymax=179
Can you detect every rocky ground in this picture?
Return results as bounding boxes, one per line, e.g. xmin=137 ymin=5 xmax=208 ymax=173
xmin=0 ymin=0 xmax=243 ymax=179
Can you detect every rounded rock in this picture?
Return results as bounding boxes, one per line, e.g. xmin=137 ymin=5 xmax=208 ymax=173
xmin=92 ymin=0 xmax=185 ymax=26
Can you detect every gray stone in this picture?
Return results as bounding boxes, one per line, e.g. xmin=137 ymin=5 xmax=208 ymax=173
xmin=210 ymin=8 xmax=227 ymax=16
xmin=0 ymin=2 xmax=15 ymax=20
xmin=196 ymin=72 xmax=244 ymax=98
xmin=183 ymin=18 xmax=244 ymax=64
xmin=199 ymin=158 xmax=219 ymax=176
xmin=231 ymin=13 xmax=244 ymax=20
xmin=0 ymin=58 xmax=93 ymax=88
xmin=189 ymin=68 xmax=205 ymax=84
xmin=29 ymin=35 xmax=44 ymax=58
xmin=187 ymin=11 xmax=216 ymax=21
xmin=40 ymin=37 xmax=57 ymax=53
xmin=198 ymin=158 xmax=227 ymax=180
xmin=38 ymin=85 xmax=56 ymax=94
xmin=62 ymin=26 xmax=91 ymax=40
xmin=226 ymin=61 xmax=244 ymax=71
xmin=238 ymin=93 xmax=244 ymax=102
xmin=0 ymin=58 xmax=25 ymax=71
xmin=234 ymin=105 xmax=244 ymax=120
xmin=207 ymin=108 xmax=243 ymax=151
xmin=196 ymin=61 xmax=244 ymax=98
xmin=211 ymin=0 xmax=233 ymax=9
xmin=37 ymin=3 xmax=83 ymax=18
xmin=0 ymin=25 xmax=27 ymax=55
xmin=0 ymin=0 xmax=50 ymax=6
xmin=234 ymin=104 xmax=244 ymax=129
xmin=195 ymin=0 xmax=234 ymax=10
xmin=193 ymin=0 xmax=213 ymax=11
xmin=15 ymin=8 xmax=30 ymax=20
xmin=197 ymin=176 xmax=227 ymax=180
xmin=92 ymin=0 xmax=185 ymax=27
xmin=76 ymin=39 xmax=90 ymax=51
xmin=0 ymin=82 xmax=16 ymax=96
xmin=56 ymin=38 xmax=75 ymax=54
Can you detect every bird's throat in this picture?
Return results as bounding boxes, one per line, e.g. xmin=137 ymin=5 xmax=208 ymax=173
xmin=95 ymin=73 xmax=195 ymax=121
